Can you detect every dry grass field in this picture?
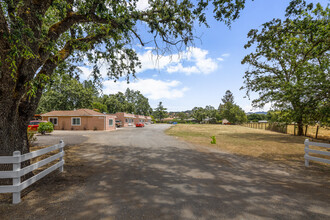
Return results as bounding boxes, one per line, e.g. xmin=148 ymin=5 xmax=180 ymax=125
xmin=166 ymin=124 xmax=330 ymax=170
xmin=243 ymin=123 xmax=330 ymax=140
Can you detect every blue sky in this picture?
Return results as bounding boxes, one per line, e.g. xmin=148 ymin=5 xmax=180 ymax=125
xmin=80 ymin=0 xmax=328 ymax=112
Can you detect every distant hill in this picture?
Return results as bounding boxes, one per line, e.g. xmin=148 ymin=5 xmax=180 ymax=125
xmin=246 ymin=111 xmax=268 ymax=115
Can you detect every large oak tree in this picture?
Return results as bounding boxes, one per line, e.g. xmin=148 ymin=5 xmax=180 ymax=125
xmin=0 ymin=0 xmax=252 ymax=156
xmin=241 ymin=1 xmax=329 ymax=135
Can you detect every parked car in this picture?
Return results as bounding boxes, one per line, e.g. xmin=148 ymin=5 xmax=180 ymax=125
xmin=115 ymin=120 xmax=122 ymax=128
xmin=28 ymin=120 xmax=47 ymax=132
xmin=135 ymin=122 xmax=144 ymax=127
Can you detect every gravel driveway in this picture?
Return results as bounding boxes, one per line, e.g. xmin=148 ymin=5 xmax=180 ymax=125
xmin=2 ymin=125 xmax=329 ymax=219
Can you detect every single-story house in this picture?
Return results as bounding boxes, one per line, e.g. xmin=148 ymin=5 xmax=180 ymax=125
xmin=115 ymin=112 xmax=136 ymax=127
xmin=41 ymin=109 xmax=116 ymax=131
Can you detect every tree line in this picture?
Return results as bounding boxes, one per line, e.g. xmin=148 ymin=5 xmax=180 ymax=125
xmin=37 ymin=74 xmax=152 ymax=116
xmin=153 ymin=90 xmax=248 ymax=124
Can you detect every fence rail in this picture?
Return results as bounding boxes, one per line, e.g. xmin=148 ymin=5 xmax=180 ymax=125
xmin=304 ymin=139 xmax=330 ymax=167
xmin=242 ymin=123 xmax=329 ymax=140
xmin=0 ymin=140 xmax=65 ymax=204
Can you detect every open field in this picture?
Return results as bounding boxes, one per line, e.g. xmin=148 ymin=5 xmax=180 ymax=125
xmin=166 ymin=124 xmax=330 ymax=171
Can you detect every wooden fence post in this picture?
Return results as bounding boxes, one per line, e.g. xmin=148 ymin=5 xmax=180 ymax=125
xmin=304 ymin=139 xmax=309 ymax=167
xmin=315 ymin=125 xmax=319 ymax=139
xmin=59 ymin=140 xmax=64 ymax=172
xmin=294 ymin=124 xmax=296 ymax=136
xmin=12 ymin=151 xmax=21 ymax=204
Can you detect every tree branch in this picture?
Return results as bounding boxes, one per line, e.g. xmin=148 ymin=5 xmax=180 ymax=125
xmin=130 ymin=29 xmax=145 ymax=46
xmin=47 ymin=13 xmax=118 ymax=42
xmin=0 ymin=3 xmax=10 ymax=53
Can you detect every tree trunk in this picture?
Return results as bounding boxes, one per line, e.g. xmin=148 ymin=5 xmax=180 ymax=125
xmin=297 ymin=122 xmax=304 ymax=136
xmin=0 ymin=83 xmax=42 ymax=185
xmin=0 ymin=111 xmax=31 ymax=185
xmin=0 ymin=108 xmax=31 ymax=156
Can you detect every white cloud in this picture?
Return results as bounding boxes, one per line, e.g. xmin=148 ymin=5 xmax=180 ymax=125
xmin=103 ymin=79 xmax=189 ymax=100
xmin=136 ymin=0 xmax=149 ymax=11
xmin=79 ymin=66 xmax=92 ymax=80
xmin=137 ymin=47 xmax=219 ymax=75
xmin=221 ymin=53 xmax=230 ymax=57
xmin=137 ymin=50 xmax=181 ymax=73
xmin=167 ymin=63 xmax=199 ymax=74
xmin=217 ymin=57 xmax=224 ymax=62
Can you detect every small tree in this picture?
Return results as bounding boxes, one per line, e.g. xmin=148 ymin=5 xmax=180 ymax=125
xmin=153 ymin=102 xmax=167 ymax=122
xmin=221 ymin=90 xmax=234 ymax=105
xmin=220 ymin=102 xmax=247 ymax=124
xmin=38 ymin=122 xmax=54 ymax=135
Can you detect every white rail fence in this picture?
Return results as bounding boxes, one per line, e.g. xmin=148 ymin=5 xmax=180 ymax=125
xmin=0 ymin=140 xmax=65 ymax=204
xmin=304 ymin=139 xmax=330 ymax=167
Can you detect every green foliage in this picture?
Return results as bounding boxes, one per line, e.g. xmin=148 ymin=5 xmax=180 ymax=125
xmin=266 ymin=110 xmax=292 ymax=124
xmin=150 ymin=115 xmax=156 ymax=124
xmin=247 ymin=113 xmax=268 ymax=122
xmin=37 ymin=75 xmax=152 ymax=115
xmin=191 ymin=105 xmax=220 ymax=124
xmin=97 ymin=88 xmax=152 ymax=115
xmin=37 ymin=74 xmax=98 ymax=113
xmin=37 ymin=122 xmax=54 ymax=135
xmin=1 ymin=0 xmax=252 ymax=99
xmin=177 ymin=112 xmax=188 ymax=121
xmin=218 ymin=90 xmax=247 ymax=124
xmin=241 ymin=1 xmax=329 ymax=134
xmin=92 ymin=102 xmax=108 ymax=113
xmin=192 ymin=107 xmax=206 ymax=123
xmin=153 ymin=102 xmax=168 ymax=121
xmin=220 ymin=102 xmax=247 ymax=124
xmin=210 ymin=136 xmax=216 ymax=144
xmin=221 ymin=90 xmax=234 ymax=105
xmin=27 ymin=130 xmax=37 ymax=147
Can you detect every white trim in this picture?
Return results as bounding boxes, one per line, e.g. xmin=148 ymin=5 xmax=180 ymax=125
xmin=48 ymin=117 xmax=58 ymax=126
xmin=71 ymin=117 xmax=81 ymax=126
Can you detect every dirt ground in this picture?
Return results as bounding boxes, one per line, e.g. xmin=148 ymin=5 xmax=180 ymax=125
xmin=0 ymin=125 xmax=329 ymax=219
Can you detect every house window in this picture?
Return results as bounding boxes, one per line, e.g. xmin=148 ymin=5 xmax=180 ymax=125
xmin=125 ymin=118 xmax=128 ymax=123
xmin=72 ymin=117 xmax=81 ymax=126
xmin=49 ymin=117 xmax=58 ymax=126
xmin=109 ymin=119 xmax=113 ymax=126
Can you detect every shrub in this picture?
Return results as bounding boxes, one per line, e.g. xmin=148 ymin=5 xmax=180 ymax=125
xmin=210 ymin=136 xmax=216 ymax=144
xmin=27 ymin=130 xmax=37 ymax=147
xmin=38 ymin=122 xmax=54 ymax=135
